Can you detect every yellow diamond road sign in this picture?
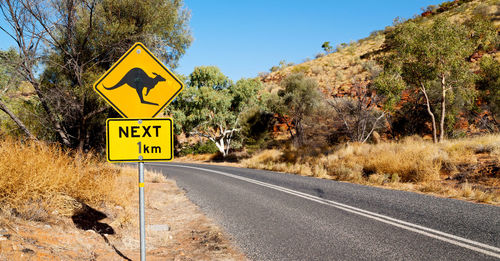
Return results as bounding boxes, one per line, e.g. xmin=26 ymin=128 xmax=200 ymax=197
xmin=93 ymin=42 xmax=183 ymax=118
xmin=106 ymin=118 xmax=173 ymax=162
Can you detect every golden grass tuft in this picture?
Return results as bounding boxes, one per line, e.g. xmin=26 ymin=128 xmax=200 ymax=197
xmin=241 ymin=149 xmax=282 ymax=168
xmin=0 ymin=138 xmax=135 ymax=221
xmin=243 ymin=134 xmax=500 ymax=204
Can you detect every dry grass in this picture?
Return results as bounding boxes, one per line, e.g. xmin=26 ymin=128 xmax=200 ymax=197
xmin=243 ymin=134 xmax=500 ymax=204
xmin=177 ymin=153 xmax=218 ymax=162
xmin=0 ymin=137 xmax=136 ymax=222
xmin=120 ymin=165 xmax=168 ymax=183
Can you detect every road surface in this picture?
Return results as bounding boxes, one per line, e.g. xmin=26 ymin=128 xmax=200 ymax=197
xmin=145 ymin=162 xmax=500 ymax=260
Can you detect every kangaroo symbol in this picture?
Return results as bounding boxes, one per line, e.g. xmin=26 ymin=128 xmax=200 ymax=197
xmin=103 ymin=67 xmax=165 ymax=106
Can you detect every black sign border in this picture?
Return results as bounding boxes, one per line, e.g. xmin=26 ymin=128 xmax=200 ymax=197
xmin=106 ymin=118 xmax=174 ymax=162
xmin=94 ymin=43 xmax=184 ymax=118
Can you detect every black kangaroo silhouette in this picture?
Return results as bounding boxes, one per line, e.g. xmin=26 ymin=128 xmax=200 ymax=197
xmin=103 ymin=67 xmax=165 ymax=106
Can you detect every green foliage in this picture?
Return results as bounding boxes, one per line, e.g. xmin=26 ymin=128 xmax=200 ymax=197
xmin=291 ymin=65 xmax=309 ymax=74
xmin=173 ymin=85 xmax=232 ymax=134
xmin=169 ymin=66 xmax=264 ymax=156
xmin=179 ymin=141 xmax=219 ymax=156
xmin=374 ymin=16 xmax=492 ymax=139
xmin=97 ymin=0 xmax=192 ymax=69
xmin=372 ymin=70 xmax=406 ymax=111
xmin=0 ymin=48 xmax=21 ymax=89
xmin=269 ymin=60 xmax=294 ymax=72
xmin=362 ymin=60 xmax=383 ymax=78
xmin=230 ymin=78 xmax=265 ymax=112
xmin=321 ymin=41 xmax=333 ymax=53
xmin=336 ymin=43 xmax=348 ymax=52
xmin=464 ymin=15 xmax=499 ymax=52
xmin=269 ymin=66 xmax=280 ymax=72
xmin=477 ymin=56 xmax=500 ymax=120
xmin=436 ymin=0 xmax=473 ymax=13
xmin=5 ymin=0 xmax=192 ymax=149
xmin=274 ymin=73 xmax=322 ymax=145
xmin=189 ymin=66 xmax=231 ymax=90
xmin=0 ymin=49 xmax=46 ymax=139
xmin=239 ymin=107 xmax=275 ymax=151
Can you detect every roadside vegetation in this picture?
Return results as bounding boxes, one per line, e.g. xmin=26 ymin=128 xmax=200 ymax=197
xmin=242 ymin=134 xmax=500 ymax=204
xmin=0 ymin=138 xmax=244 ymax=259
xmin=0 ymin=0 xmax=497 ymax=221
xmin=173 ymin=0 xmax=500 ymax=205
xmin=0 ymin=137 xmax=135 ymax=223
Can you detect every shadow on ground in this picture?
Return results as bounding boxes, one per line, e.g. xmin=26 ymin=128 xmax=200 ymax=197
xmin=72 ymin=203 xmax=131 ymax=261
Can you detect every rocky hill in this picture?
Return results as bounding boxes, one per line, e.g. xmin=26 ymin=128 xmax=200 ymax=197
xmin=260 ymin=0 xmax=500 ymax=137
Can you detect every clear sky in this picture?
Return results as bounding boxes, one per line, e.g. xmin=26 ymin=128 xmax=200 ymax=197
xmin=0 ymin=0 xmax=443 ymax=81
xmin=176 ymin=0 xmax=443 ymax=80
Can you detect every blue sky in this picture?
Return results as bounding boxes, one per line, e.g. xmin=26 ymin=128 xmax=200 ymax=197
xmin=0 ymin=0 xmax=443 ymax=81
xmin=176 ymin=0 xmax=443 ymax=80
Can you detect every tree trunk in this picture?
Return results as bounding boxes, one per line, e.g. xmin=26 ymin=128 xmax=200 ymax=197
xmin=294 ymin=120 xmax=304 ymax=146
xmin=31 ymin=80 xmax=72 ymax=146
xmin=225 ymin=130 xmax=234 ymax=156
xmin=0 ymin=99 xmax=36 ymax=140
xmin=77 ymin=118 xmax=87 ymax=152
xmin=420 ymin=83 xmax=438 ymax=143
xmin=362 ymin=112 xmax=385 ymax=143
xmin=439 ymin=75 xmax=447 ymax=142
xmin=285 ymin=119 xmax=294 ymax=140
xmin=215 ymin=138 xmax=226 ymax=157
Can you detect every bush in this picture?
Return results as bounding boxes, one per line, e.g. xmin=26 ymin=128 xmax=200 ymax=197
xmin=180 ymin=141 xmax=219 ymax=156
xmin=0 ymin=138 xmax=133 ymax=221
xmin=291 ymin=65 xmax=310 ymax=74
xmin=315 ymin=52 xmax=325 ymax=59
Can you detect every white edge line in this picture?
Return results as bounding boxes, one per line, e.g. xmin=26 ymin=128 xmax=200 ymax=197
xmin=151 ymin=163 xmax=500 ymax=259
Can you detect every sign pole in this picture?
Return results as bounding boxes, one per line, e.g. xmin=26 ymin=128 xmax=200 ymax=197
xmin=94 ymin=42 xmax=182 ymax=261
xmin=139 ymin=161 xmax=146 ymax=260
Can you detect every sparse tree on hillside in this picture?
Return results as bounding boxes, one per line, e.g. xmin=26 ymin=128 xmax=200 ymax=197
xmin=321 ymin=41 xmax=333 ymax=54
xmin=0 ymin=0 xmax=192 ymax=150
xmin=328 ymin=83 xmax=385 ymax=143
xmin=374 ymin=16 xmax=496 ymax=142
xmin=271 ymin=73 xmax=322 ymax=146
xmin=477 ymin=56 xmax=500 ymax=126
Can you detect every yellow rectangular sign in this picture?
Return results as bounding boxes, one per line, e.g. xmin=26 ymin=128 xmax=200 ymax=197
xmin=106 ymin=118 xmax=173 ymax=162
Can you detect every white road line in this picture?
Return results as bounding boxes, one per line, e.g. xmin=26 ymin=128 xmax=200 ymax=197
xmin=151 ymin=163 xmax=500 ymax=259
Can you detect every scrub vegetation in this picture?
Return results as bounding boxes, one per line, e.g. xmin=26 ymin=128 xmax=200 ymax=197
xmin=242 ymin=134 xmax=500 ymax=204
xmin=171 ymin=1 xmax=500 ymax=205
xmin=0 ymin=137 xmax=135 ymax=222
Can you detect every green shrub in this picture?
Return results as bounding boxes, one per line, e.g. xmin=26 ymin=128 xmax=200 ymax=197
xmin=291 ymin=65 xmax=310 ymax=74
xmin=180 ymin=141 xmax=219 ymax=156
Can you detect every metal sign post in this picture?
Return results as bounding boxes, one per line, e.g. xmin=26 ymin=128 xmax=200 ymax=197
xmin=94 ymin=42 xmax=183 ymax=261
xmin=139 ymin=162 xmax=146 ymax=260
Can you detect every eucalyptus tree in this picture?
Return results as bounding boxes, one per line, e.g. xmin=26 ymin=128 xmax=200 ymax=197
xmin=0 ymin=0 xmax=192 ymax=149
xmin=169 ymin=66 xmax=263 ymax=157
xmin=272 ymin=73 xmax=322 ymax=146
xmin=374 ymin=16 xmax=497 ymax=142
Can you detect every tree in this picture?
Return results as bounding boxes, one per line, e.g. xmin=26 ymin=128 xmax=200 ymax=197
xmin=189 ymin=66 xmax=232 ymax=90
xmin=374 ymin=16 xmax=493 ymax=142
xmin=477 ymin=56 xmax=500 ymax=125
xmin=321 ymin=41 xmax=333 ymax=53
xmin=272 ymin=73 xmax=321 ymax=146
xmin=0 ymin=48 xmax=35 ymax=139
xmin=169 ymin=66 xmax=263 ymax=157
xmin=0 ymin=0 xmax=192 ymax=150
xmin=328 ymin=83 xmax=385 ymax=143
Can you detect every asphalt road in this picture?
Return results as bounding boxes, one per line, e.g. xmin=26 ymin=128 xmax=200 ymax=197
xmin=145 ymin=162 xmax=500 ymax=261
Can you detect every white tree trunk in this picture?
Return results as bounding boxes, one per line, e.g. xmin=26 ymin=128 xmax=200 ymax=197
xmin=439 ymin=75 xmax=447 ymax=143
xmin=420 ymin=82 xmax=438 ymax=143
xmin=215 ymin=139 xmax=226 ymax=157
